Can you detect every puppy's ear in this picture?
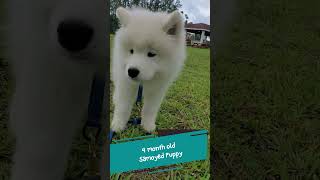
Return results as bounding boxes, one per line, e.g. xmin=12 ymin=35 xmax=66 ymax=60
xmin=116 ymin=7 xmax=130 ymax=27
xmin=163 ymin=10 xmax=184 ymax=36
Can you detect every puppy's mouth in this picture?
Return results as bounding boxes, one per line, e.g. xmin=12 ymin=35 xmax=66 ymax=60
xmin=61 ymin=51 xmax=94 ymax=64
xmin=128 ymin=76 xmax=141 ymax=82
xmin=129 ymin=77 xmax=155 ymax=83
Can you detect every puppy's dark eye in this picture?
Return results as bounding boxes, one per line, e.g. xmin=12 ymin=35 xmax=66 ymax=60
xmin=147 ymin=52 xmax=156 ymax=57
xmin=130 ymin=49 xmax=134 ymax=54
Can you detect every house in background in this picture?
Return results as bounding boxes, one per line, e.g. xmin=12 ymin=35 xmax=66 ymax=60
xmin=185 ymin=22 xmax=210 ymax=48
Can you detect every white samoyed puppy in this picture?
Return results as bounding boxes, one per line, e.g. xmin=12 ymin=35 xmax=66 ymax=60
xmin=7 ymin=0 xmax=107 ymax=179
xmin=111 ymin=7 xmax=186 ymax=132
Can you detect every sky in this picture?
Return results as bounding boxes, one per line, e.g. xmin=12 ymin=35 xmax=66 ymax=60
xmin=180 ymin=0 xmax=210 ymax=25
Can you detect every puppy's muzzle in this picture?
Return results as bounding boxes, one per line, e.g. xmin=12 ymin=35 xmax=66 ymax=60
xmin=57 ymin=20 xmax=94 ymax=52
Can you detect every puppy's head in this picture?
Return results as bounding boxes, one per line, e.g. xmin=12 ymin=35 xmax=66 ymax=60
xmin=114 ymin=7 xmax=186 ymax=82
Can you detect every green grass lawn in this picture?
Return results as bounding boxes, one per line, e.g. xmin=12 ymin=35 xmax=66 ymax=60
xmin=213 ymin=0 xmax=320 ymax=179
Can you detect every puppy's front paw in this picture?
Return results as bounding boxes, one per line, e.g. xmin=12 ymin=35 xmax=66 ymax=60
xmin=141 ymin=121 xmax=156 ymax=132
xmin=111 ymin=119 xmax=127 ymax=132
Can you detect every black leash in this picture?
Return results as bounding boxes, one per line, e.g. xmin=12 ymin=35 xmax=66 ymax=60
xmin=82 ymin=74 xmax=105 ymax=141
xmin=81 ymin=78 xmax=144 ymax=179
xmin=80 ymin=73 xmax=107 ymax=180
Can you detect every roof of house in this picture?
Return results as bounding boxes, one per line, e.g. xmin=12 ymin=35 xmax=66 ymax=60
xmin=185 ymin=23 xmax=210 ymax=31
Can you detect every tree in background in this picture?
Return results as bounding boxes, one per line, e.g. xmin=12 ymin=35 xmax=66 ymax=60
xmin=110 ymin=0 xmax=183 ymax=33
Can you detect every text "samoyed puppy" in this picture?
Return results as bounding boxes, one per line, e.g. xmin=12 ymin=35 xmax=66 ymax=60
xmin=111 ymin=7 xmax=186 ymax=132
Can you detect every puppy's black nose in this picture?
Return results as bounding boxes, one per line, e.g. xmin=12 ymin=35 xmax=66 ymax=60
xmin=128 ymin=68 xmax=140 ymax=78
xmin=57 ymin=20 xmax=94 ymax=52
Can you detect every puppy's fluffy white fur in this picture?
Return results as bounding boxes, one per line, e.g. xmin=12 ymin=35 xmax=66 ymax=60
xmin=111 ymin=7 xmax=186 ymax=132
xmin=7 ymin=0 xmax=106 ymax=179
